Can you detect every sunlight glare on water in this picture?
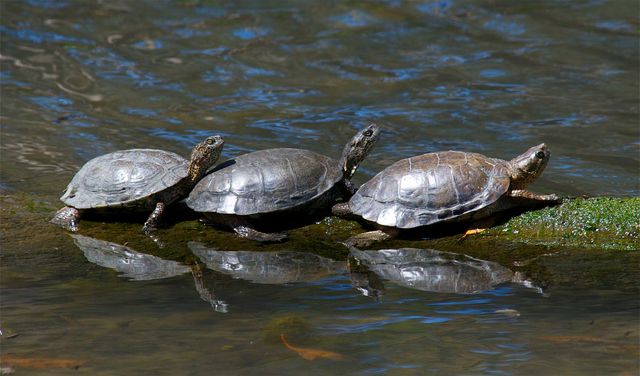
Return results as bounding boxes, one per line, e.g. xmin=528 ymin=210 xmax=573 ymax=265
xmin=0 ymin=0 xmax=638 ymax=375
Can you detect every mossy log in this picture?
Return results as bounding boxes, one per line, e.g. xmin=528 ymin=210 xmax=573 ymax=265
xmin=2 ymin=194 xmax=638 ymax=255
xmin=484 ymin=197 xmax=639 ymax=251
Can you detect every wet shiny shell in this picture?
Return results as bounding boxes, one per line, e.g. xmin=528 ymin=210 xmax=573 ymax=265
xmin=61 ymin=149 xmax=188 ymax=209
xmin=187 ymin=148 xmax=342 ymax=215
xmin=349 ymin=151 xmax=510 ymax=228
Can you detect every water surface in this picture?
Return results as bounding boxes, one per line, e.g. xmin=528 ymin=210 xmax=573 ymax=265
xmin=1 ymin=1 xmax=638 ymax=375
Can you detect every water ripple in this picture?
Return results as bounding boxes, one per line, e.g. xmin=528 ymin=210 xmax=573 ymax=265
xmin=232 ymin=27 xmax=270 ymax=40
xmin=26 ymin=0 xmax=71 ymax=9
xmin=0 ymin=25 xmax=93 ymax=45
xmin=0 ymin=0 xmax=637 ymax=197
xmin=331 ymin=10 xmax=378 ymax=28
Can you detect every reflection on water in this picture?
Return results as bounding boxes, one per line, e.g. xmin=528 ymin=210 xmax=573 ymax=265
xmin=72 ymin=234 xmax=190 ymax=281
xmin=2 ymin=230 xmax=638 ymax=375
xmin=72 ymin=234 xmax=228 ymax=312
xmin=1 ymin=0 xmax=638 ymax=374
xmin=349 ymin=247 xmax=517 ymax=295
xmin=190 ymin=241 xmax=345 ymax=284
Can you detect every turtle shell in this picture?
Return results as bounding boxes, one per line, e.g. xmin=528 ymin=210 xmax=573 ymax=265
xmin=61 ymin=149 xmax=188 ymax=209
xmin=349 ymin=151 xmax=511 ymax=228
xmin=187 ymin=148 xmax=342 ymax=215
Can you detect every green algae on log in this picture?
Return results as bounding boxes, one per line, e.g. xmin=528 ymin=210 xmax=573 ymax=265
xmin=2 ymin=194 xmax=638 ymax=253
xmin=485 ymin=197 xmax=640 ymax=251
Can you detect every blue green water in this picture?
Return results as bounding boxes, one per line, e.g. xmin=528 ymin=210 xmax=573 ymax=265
xmin=1 ymin=1 xmax=638 ymax=374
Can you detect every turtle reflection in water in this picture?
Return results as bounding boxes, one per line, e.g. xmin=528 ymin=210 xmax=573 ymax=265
xmin=71 ymin=234 xmax=227 ymax=312
xmin=349 ymin=247 xmax=540 ymax=296
xmin=333 ymin=144 xmax=560 ymax=245
xmin=188 ymin=242 xmax=345 ymax=284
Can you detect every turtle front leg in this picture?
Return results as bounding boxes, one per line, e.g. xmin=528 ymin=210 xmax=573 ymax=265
xmin=509 ymin=190 xmax=561 ymax=203
xmin=341 ymin=179 xmax=358 ymax=197
xmin=234 ymin=226 xmax=287 ymax=242
xmin=143 ymin=202 xmax=166 ymax=234
xmin=51 ymin=206 xmax=81 ymax=232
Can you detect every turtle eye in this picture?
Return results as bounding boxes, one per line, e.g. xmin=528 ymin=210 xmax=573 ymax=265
xmin=363 ymin=129 xmax=373 ymax=137
xmin=535 ymin=151 xmax=545 ymax=159
xmin=206 ymin=138 xmax=214 ymax=145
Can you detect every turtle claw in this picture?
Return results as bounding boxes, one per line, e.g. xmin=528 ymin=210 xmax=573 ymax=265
xmin=234 ymin=226 xmax=287 ymax=242
xmin=549 ymin=193 xmax=562 ymax=203
xmin=142 ymin=223 xmax=156 ymax=235
xmin=147 ymin=233 xmax=166 ymax=248
xmin=51 ymin=207 xmax=80 ymax=232
xmin=141 ymin=224 xmax=166 ymax=247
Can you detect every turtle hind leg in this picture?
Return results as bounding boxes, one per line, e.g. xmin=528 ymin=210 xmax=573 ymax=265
xmin=508 ymin=190 xmax=561 ymax=203
xmin=342 ymin=230 xmax=393 ymax=248
xmin=51 ymin=206 xmax=81 ymax=232
xmin=332 ymin=202 xmax=361 ymax=221
xmin=331 ymin=202 xmax=351 ymax=217
xmin=234 ymin=226 xmax=287 ymax=242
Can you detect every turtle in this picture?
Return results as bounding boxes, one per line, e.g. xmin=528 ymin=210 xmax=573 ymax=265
xmin=51 ymin=135 xmax=225 ymax=233
xmin=332 ymin=143 xmax=560 ymax=245
xmin=186 ymin=123 xmax=380 ymax=242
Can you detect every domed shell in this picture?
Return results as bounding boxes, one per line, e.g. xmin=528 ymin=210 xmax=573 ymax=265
xmin=349 ymin=151 xmax=511 ymax=228
xmin=61 ymin=149 xmax=188 ymax=209
xmin=187 ymin=148 xmax=342 ymax=215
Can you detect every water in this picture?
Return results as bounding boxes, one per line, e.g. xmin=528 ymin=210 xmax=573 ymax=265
xmin=1 ymin=1 xmax=638 ymax=374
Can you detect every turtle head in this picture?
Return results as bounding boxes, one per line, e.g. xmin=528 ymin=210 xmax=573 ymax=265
xmin=339 ymin=123 xmax=380 ymax=179
xmin=187 ymin=135 xmax=225 ymax=181
xmin=508 ymin=143 xmax=550 ymax=189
